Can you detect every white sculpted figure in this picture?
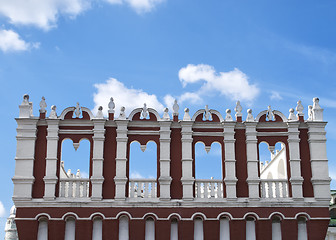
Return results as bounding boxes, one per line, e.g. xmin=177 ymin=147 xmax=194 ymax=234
xmin=312 ymin=97 xmax=323 ymax=121
xmin=225 ymin=109 xmax=233 ymax=121
xmin=75 ymin=102 xmax=81 ymax=118
xmin=96 ymin=106 xmax=104 ymax=119
xmin=39 ymin=96 xmax=47 ymax=113
xmin=141 ymin=103 xmax=149 ymax=119
xmin=163 ymin=107 xmax=170 ymax=120
xmin=266 ymin=105 xmax=275 ymax=121
xmin=119 ymin=106 xmax=126 ymax=119
xmin=22 ymin=94 xmax=29 ymax=104
xmin=49 ymin=105 xmax=57 ymax=119
xmin=288 ymin=108 xmax=296 ymax=121
xmin=246 ymin=109 xmax=254 ymax=122
xmin=204 ymin=105 xmax=211 ymax=120
xmin=173 ymin=99 xmax=179 ymax=116
xmin=108 ymin=97 xmax=115 ymax=113
xmin=296 ymin=100 xmax=304 ymax=116
xmin=308 ymin=105 xmax=313 ymax=121
xmin=183 ymin=108 xmax=191 ymax=121
xmin=235 ymin=100 xmax=243 ymax=117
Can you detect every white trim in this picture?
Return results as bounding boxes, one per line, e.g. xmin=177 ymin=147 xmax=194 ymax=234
xmin=59 ymin=107 xmax=76 ymax=120
xmin=255 ymin=110 xmax=287 ymax=122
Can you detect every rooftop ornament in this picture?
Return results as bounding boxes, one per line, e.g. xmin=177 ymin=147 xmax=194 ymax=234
xmin=246 ymin=109 xmax=254 ymax=122
xmin=49 ymin=105 xmax=57 ymax=119
xmin=96 ymin=106 xmax=104 ymax=119
xmin=163 ymin=107 xmax=170 ymax=120
xmin=204 ymin=105 xmax=211 ymax=120
xmin=308 ymin=105 xmax=313 ymax=121
xmin=288 ymin=108 xmax=296 ymax=121
xmin=225 ymin=109 xmax=233 ymax=121
xmin=296 ymin=100 xmax=304 ymax=118
xmin=183 ymin=108 xmax=191 ymax=121
xmin=234 ymin=100 xmax=242 ymax=118
xmin=312 ymin=97 xmax=323 ymax=121
xmin=173 ymin=99 xmax=179 ymax=116
xmin=39 ymin=96 xmax=47 ymax=113
xmin=108 ymin=97 xmax=115 ymax=113
xmin=141 ymin=103 xmax=149 ymax=119
xmin=266 ymin=106 xmax=276 ymax=121
xmin=75 ymin=102 xmax=81 ymax=118
xmin=118 ymin=106 xmax=126 ymax=120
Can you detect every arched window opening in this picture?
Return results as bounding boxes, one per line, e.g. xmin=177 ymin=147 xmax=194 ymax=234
xmin=119 ymin=216 xmax=129 ymax=240
xmin=129 ymin=141 xmax=157 ymax=198
xmin=245 ymin=217 xmax=256 ymax=240
xmin=59 ymin=139 xmax=90 ymax=198
xmin=145 ymin=217 xmax=155 ymax=240
xmin=64 ymin=217 xmax=76 ymax=240
xmin=193 ymin=217 xmax=204 ymax=240
xmin=219 ymin=217 xmax=230 ymax=240
xmin=37 ymin=218 xmax=48 ymax=240
xmin=271 ymin=217 xmax=282 ymax=240
xmin=92 ymin=217 xmax=103 ymax=240
xmin=195 ymin=142 xmax=223 ymax=198
xmin=259 ymin=142 xmax=288 ymax=198
xmin=170 ymin=219 xmax=178 ymax=240
xmin=297 ymin=217 xmax=308 ymax=240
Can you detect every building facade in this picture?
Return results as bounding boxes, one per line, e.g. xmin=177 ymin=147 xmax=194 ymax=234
xmin=12 ymin=95 xmax=331 ymax=239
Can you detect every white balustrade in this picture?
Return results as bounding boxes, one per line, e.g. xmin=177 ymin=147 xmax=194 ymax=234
xmin=59 ymin=178 xmax=90 ymax=198
xmin=129 ymin=179 xmax=157 ymax=198
xmin=260 ymin=180 xmax=288 ymax=199
xmin=195 ymin=179 xmax=223 ymax=198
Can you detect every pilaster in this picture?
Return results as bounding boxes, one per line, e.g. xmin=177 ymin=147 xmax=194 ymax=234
xmin=223 ymin=122 xmax=238 ymax=200
xmin=159 ymin=121 xmax=172 ymax=200
xmin=245 ymin=122 xmax=260 ymax=200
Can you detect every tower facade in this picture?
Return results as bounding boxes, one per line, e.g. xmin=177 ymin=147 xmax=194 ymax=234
xmin=12 ymin=95 xmax=331 ymax=239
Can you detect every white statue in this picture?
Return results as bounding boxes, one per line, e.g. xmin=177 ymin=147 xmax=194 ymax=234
xmin=296 ymin=100 xmax=304 ymax=116
xmin=225 ymin=109 xmax=233 ymax=121
xmin=308 ymin=105 xmax=313 ymax=121
xmin=163 ymin=107 xmax=170 ymax=120
xmin=173 ymin=99 xmax=179 ymax=116
xmin=22 ymin=94 xmax=29 ymax=105
xmin=75 ymin=102 xmax=81 ymax=118
xmin=288 ymin=108 xmax=296 ymax=121
xmin=39 ymin=96 xmax=47 ymax=113
xmin=235 ymin=100 xmax=243 ymax=117
xmin=266 ymin=106 xmax=275 ymax=121
xmin=96 ymin=106 xmax=104 ymax=119
xmin=76 ymin=169 xmax=81 ymax=178
xmin=183 ymin=108 xmax=191 ymax=121
xmin=49 ymin=105 xmax=57 ymax=119
xmin=246 ymin=109 xmax=254 ymax=122
xmin=119 ymin=106 xmax=126 ymax=120
xmin=141 ymin=103 xmax=149 ymax=119
xmin=108 ymin=97 xmax=115 ymax=113
xmin=204 ymin=105 xmax=211 ymax=120
xmin=312 ymin=97 xmax=323 ymax=121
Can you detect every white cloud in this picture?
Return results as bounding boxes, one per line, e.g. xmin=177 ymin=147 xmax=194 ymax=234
xmin=0 ymin=0 xmax=90 ymax=30
xmin=0 ymin=29 xmax=40 ymax=53
xmin=270 ymin=91 xmax=282 ymax=101
xmin=104 ymin=0 xmax=164 ymax=14
xmin=0 ymin=202 xmax=5 ymax=217
xmin=130 ymin=171 xmax=144 ymax=178
xmin=178 ymin=64 xmax=260 ymax=103
xmin=164 ymin=92 xmax=203 ymax=111
xmin=93 ymin=78 xmax=165 ymax=116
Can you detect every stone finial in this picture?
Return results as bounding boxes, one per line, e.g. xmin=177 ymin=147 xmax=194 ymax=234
xmin=266 ymin=105 xmax=276 ymax=121
xmin=308 ymin=105 xmax=313 ymax=121
xmin=75 ymin=102 xmax=81 ymax=118
xmin=288 ymin=108 xmax=296 ymax=121
xmin=235 ymin=100 xmax=243 ymax=117
xmin=49 ymin=105 xmax=57 ymax=119
xmin=296 ymin=100 xmax=304 ymax=117
xmin=204 ymin=105 xmax=211 ymax=120
xmin=118 ymin=106 xmax=126 ymax=120
xmin=39 ymin=96 xmax=47 ymax=113
xmin=225 ymin=109 xmax=233 ymax=121
xmin=108 ymin=97 xmax=115 ymax=113
xmin=96 ymin=106 xmax=104 ymax=119
xmin=246 ymin=109 xmax=254 ymax=122
xmin=183 ymin=108 xmax=191 ymax=121
xmin=22 ymin=94 xmax=29 ymax=105
xmin=312 ymin=97 xmax=323 ymax=121
xmin=141 ymin=103 xmax=149 ymax=119
xmin=76 ymin=169 xmax=81 ymax=178
xmin=173 ymin=99 xmax=179 ymax=116
xmin=163 ymin=107 xmax=170 ymax=120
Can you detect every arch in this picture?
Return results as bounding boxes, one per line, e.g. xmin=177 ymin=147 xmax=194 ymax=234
xmin=216 ymin=212 xmax=233 ymax=220
xmin=128 ymin=108 xmax=161 ymax=121
xmin=168 ymin=213 xmax=182 ymax=221
xmin=61 ymin=212 xmax=79 ymax=220
xmin=192 ymin=109 xmax=206 ymax=121
xmin=35 ymin=213 xmax=51 ymax=220
xmin=116 ymin=212 xmax=132 ymax=220
xmin=59 ymin=107 xmax=76 ymax=120
xmin=209 ymin=109 xmax=224 ymax=122
xmin=89 ymin=213 xmax=106 ymax=220
xmin=255 ymin=110 xmax=287 ymax=122
xmin=191 ymin=109 xmax=222 ymax=122
xmin=191 ymin=212 xmax=207 ymax=221
xmin=268 ymin=212 xmax=285 ymax=220
xmin=142 ymin=213 xmax=159 ymax=220
xmin=243 ymin=212 xmax=260 ymax=220
xmin=81 ymin=107 xmax=95 ymax=120
xmin=295 ymin=212 xmax=311 ymax=220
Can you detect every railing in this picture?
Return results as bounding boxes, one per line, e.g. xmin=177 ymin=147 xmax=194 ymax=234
xmin=129 ymin=179 xmax=157 ymax=198
xmin=59 ymin=178 xmax=90 ymax=198
xmin=195 ymin=179 xmax=223 ymax=198
xmin=260 ymin=179 xmax=288 ymax=198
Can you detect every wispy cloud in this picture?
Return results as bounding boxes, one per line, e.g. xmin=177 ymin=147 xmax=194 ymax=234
xmin=270 ymin=91 xmax=282 ymax=101
xmin=0 ymin=29 xmax=40 ymax=53
xmin=0 ymin=202 xmax=5 ymax=218
xmin=104 ymin=0 xmax=165 ymax=14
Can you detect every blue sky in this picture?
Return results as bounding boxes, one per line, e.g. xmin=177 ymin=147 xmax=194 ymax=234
xmin=1 ymin=0 xmax=336 ymax=237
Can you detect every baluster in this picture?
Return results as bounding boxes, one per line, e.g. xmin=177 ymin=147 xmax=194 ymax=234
xmin=261 ymin=182 xmax=266 ymax=198
xmin=83 ymin=181 xmax=88 ymax=197
xmin=68 ymin=181 xmax=73 ymax=198
xmin=196 ymin=182 xmax=201 ymax=198
xmin=275 ymin=182 xmax=280 ymax=198
xmin=145 ymin=182 xmax=149 ymax=198
xmin=266 ymin=182 xmax=272 ymax=198
xmin=60 ymin=181 xmax=65 ymax=197
xmin=282 ymin=182 xmax=287 ymax=197
xmin=154 ymin=181 xmax=157 ymax=198
xmin=218 ymin=182 xmax=223 ymax=198
xmin=130 ymin=181 xmax=135 ymax=198
xmin=210 ymin=182 xmax=215 ymax=198
xmin=76 ymin=181 xmax=80 ymax=197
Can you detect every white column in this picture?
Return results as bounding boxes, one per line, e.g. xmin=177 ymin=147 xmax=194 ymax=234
xmin=223 ymin=122 xmax=238 ymax=200
xmin=159 ymin=121 xmax=172 ymax=200
xmin=287 ymin=122 xmax=304 ymax=200
xmin=114 ymin=120 xmax=129 ymax=200
xmin=307 ymin=122 xmax=331 ymax=202
xmin=181 ymin=121 xmax=194 ymax=201
xmin=43 ymin=119 xmax=60 ymax=200
xmin=13 ymin=118 xmax=38 ymax=200
xmin=245 ymin=122 xmax=260 ymax=200
xmin=91 ymin=119 xmax=106 ymax=200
